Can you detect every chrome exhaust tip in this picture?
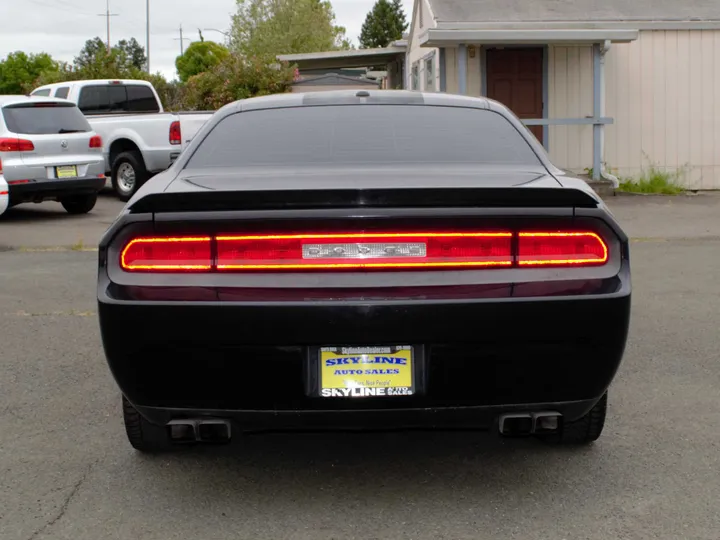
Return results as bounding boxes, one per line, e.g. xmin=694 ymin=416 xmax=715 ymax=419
xmin=167 ymin=419 xmax=232 ymax=444
xmin=498 ymin=411 xmax=562 ymax=436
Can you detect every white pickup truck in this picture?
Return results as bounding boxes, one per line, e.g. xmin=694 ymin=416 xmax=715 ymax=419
xmin=31 ymin=79 xmax=213 ymax=201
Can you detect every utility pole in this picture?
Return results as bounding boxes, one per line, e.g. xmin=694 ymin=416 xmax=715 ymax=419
xmin=174 ymin=24 xmax=191 ymax=56
xmin=146 ymin=0 xmax=151 ymax=72
xmin=97 ymin=0 xmax=119 ymax=50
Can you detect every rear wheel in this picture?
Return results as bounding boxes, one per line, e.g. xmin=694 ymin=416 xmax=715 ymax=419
xmin=540 ymin=392 xmax=608 ymax=445
xmin=122 ymin=396 xmax=173 ymax=453
xmin=111 ymin=151 xmax=148 ymax=202
xmin=61 ymin=193 xmax=98 ymax=214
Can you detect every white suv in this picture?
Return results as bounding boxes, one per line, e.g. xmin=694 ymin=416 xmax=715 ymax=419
xmin=0 ymin=95 xmax=105 ymax=215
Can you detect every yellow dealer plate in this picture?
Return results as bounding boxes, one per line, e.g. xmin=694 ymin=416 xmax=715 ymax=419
xmin=319 ymin=346 xmax=414 ymax=398
xmin=56 ymin=165 xmax=78 ymax=179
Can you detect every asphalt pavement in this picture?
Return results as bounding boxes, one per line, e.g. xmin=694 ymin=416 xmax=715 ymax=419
xmin=1 ymin=192 xmax=719 ymax=539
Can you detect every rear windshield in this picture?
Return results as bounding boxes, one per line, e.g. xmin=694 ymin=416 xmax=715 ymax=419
xmin=78 ymin=84 xmax=160 ymax=114
xmin=2 ymin=102 xmax=91 ymax=135
xmin=185 ymin=105 xmax=542 ymax=169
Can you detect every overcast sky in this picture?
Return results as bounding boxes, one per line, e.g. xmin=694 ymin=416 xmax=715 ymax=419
xmin=0 ymin=0 xmax=414 ymax=81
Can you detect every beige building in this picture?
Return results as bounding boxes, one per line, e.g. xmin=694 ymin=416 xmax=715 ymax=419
xmin=406 ymin=0 xmax=720 ymax=189
xmin=291 ymin=73 xmax=381 ymax=93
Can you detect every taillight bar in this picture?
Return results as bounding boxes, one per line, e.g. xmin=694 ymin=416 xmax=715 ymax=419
xmin=518 ymin=232 xmax=608 ymax=266
xmin=120 ymin=231 xmax=609 ymax=273
xmin=121 ymin=237 xmax=213 ymax=271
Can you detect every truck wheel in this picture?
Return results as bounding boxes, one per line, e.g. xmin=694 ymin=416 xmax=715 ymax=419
xmin=111 ymin=151 xmax=149 ymax=202
xmin=61 ymin=194 xmax=98 ymax=215
xmin=122 ymin=396 xmax=173 ymax=453
xmin=540 ymin=392 xmax=607 ymax=445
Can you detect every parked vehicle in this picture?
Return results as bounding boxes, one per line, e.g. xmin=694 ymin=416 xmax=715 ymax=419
xmin=0 ymin=173 xmax=7 ymax=217
xmin=0 ymin=95 xmax=105 ymax=215
xmin=31 ymin=79 xmax=213 ymax=201
xmin=98 ymin=90 xmax=631 ymax=452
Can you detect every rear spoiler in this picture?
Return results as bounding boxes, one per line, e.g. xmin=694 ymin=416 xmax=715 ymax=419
xmin=128 ymin=187 xmax=601 ymax=214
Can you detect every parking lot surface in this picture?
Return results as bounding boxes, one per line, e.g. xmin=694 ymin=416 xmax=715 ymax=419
xmin=1 ymin=193 xmax=719 ymax=540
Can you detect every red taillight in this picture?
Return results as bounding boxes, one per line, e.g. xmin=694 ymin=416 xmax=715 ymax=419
xmin=89 ymin=135 xmax=103 ymax=148
xmin=8 ymin=180 xmax=30 ymax=185
xmin=518 ymin=232 xmax=608 ymax=266
xmin=121 ymin=237 xmax=212 ymax=272
xmin=0 ymin=138 xmax=35 ymax=152
xmin=119 ymin=230 xmax=610 ymax=273
xmin=216 ymin=232 xmax=513 ymax=271
xmin=169 ymin=121 xmax=182 ymax=145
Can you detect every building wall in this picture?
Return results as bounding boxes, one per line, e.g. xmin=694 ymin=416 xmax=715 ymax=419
xmin=424 ymin=31 xmax=720 ymax=188
xmin=549 ymin=30 xmax=720 ymax=188
xmin=604 ymin=30 xmax=720 ymax=189
xmin=407 ymin=0 xmax=439 ymax=91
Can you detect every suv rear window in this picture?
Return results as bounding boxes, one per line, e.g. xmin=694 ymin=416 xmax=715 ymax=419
xmin=185 ymin=105 xmax=542 ymax=169
xmin=2 ymin=102 xmax=91 ymax=135
xmin=78 ymin=84 xmax=159 ymax=114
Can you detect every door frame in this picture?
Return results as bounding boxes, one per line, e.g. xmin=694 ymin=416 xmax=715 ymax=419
xmin=480 ymin=45 xmax=549 ymax=151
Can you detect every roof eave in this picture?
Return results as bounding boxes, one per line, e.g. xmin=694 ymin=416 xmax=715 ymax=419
xmin=433 ymin=20 xmax=720 ymax=31
xmin=420 ymin=28 xmax=639 ymax=47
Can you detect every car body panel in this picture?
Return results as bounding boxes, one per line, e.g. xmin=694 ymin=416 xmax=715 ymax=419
xmin=0 ymin=95 xmax=105 ymax=207
xmin=30 ymin=80 xmax=212 ymax=180
xmin=97 ymin=90 xmax=631 ymax=435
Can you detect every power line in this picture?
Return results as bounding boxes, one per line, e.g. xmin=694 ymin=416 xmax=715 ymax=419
xmin=97 ymin=0 xmax=119 ymax=50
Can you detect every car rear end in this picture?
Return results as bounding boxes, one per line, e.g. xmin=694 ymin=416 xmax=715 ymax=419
xmin=0 ymin=97 xmax=105 ymax=209
xmin=97 ymin=92 xmax=631 ymax=447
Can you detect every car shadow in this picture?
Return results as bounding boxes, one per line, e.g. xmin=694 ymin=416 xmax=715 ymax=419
xmin=126 ymin=429 xmax=604 ymax=507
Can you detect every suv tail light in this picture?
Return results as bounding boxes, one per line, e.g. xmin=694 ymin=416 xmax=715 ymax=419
xmin=120 ymin=230 xmax=609 ymax=273
xmin=169 ymin=121 xmax=182 ymax=145
xmin=89 ymin=135 xmax=103 ymax=148
xmin=0 ymin=138 xmax=35 ymax=152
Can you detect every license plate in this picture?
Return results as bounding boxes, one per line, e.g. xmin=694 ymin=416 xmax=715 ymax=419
xmin=56 ymin=165 xmax=78 ymax=179
xmin=319 ymin=345 xmax=414 ymax=398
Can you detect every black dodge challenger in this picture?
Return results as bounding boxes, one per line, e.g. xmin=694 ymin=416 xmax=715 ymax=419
xmin=97 ymin=90 xmax=631 ymax=452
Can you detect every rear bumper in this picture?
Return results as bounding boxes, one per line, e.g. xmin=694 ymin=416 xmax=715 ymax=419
xmin=99 ymin=269 xmax=631 ymax=427
xmin=9 ymin=177 xmax=106 ymax=205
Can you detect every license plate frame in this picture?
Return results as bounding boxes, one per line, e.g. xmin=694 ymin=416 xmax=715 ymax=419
xmin=308 ymin=345 xmax=426 ymax=398
xmin=56 ymin=165 xmax=78 ymax=179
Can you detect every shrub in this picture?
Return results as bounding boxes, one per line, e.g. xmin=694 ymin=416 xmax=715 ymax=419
xmin=182 ymin=55 xmax=295 ymax=111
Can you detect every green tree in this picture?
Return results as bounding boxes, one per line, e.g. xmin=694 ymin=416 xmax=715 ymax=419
xmin=116 ymin=38 xmax=147 ymax=71
xmin=0 ymin=52 xmax=58 ymax=94
xmin=73 ymin=37 xmax=147 ymax=75
xmin=230 ymin=0 xmax=351 ymax=58
xmin=176 ymin=41 xmax=230 ymax=82
xmin=359 ymin=0 xmax=407 ymax=49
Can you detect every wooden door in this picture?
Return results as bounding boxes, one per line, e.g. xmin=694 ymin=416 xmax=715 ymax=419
xmin=485 ymin=47 xmax=544 ymax=144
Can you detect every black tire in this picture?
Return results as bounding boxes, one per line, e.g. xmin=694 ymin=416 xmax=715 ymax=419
xmin=60 ymin=193 xmax=98 ymax=215
xmin=111 ymin=150 xmax=149 ymax=202
xmin=122 ymin=396 xmax=173 ymax=453
xmin=540 ymin=392 xmax=608 ymax=445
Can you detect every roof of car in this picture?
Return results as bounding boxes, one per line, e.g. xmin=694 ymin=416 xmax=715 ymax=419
xmin=0 ymin=95 xmax=78 ymax=107
xmin=230 ymin=89 xmax=494 ymax=113
xmin=34 ymin=79 xmax=154 ymax=90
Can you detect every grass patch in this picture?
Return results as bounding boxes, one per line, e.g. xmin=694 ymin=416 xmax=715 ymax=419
xmin=618 ymin=166 xmax=685 ymax=195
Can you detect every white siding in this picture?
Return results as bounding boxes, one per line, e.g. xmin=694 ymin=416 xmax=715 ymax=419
xmin=547 ymin=46 xmax=594 ymax=172
xmin=407 ymin=0 xmax=438 ymax=91
xmin=550 ymin=30 xmax=720 ymax=188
